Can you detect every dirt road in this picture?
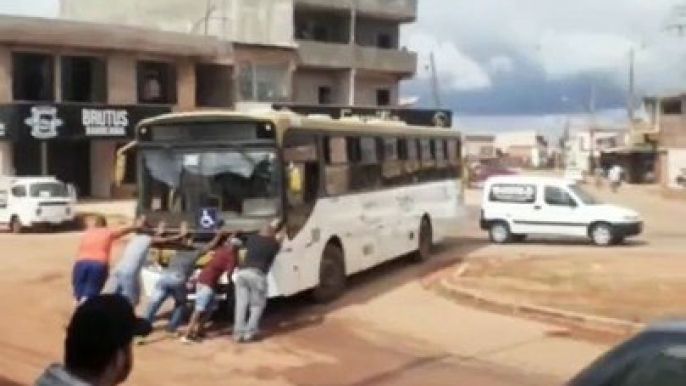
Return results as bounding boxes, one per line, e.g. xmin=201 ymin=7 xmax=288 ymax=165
xmin=0 ymin=228 xmax=577 ymax=386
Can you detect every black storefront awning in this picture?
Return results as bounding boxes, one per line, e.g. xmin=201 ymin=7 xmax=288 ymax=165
xmin=0 ymin=102 xmax=172 ymax=141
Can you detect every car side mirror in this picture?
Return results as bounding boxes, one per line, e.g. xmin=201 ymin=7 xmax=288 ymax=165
xmin=567 ymin=199 xmax=577 ymax=208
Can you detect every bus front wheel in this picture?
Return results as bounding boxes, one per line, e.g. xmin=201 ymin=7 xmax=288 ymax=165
xmin=312 ymin=242 xmax=346 ymax=303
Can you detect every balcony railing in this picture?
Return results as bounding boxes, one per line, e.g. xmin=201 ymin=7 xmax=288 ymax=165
xmin=294 ymin=0 xmax=417 ymax=22
xmin=297 ymin=40 xmax=416 ymax=75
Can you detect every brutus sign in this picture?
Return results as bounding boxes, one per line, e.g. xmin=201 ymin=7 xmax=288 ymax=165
xmin=82 ymin=108 xmax=130 ymax=137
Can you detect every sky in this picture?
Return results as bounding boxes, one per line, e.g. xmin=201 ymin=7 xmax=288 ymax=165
xmin=401 ymin=0 xmax=686 ymax=132
xmin=2 ymin=0 xmax=684 ymax=134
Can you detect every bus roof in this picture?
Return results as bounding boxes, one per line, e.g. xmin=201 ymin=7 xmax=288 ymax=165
xmin=136 ymin=109 xmax=462 ymax=139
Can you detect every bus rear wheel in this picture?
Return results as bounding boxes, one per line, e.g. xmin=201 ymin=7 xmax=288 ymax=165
xmin=312 ymin=242 xmax=346 ymax=303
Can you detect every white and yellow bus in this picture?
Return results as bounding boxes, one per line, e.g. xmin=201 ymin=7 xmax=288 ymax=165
xmin=116 ymin=107 xmax=465 ymax=303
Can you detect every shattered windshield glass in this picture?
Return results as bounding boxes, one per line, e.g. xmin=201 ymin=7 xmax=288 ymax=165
xmin=140 ymin=148 xmax=281 ymax=218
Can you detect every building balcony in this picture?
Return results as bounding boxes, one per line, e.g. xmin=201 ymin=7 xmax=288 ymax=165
xmin=297 ymin=40 xmax=417 ymax=75
xmin=294 ymin=0 xmax=417 ymax=22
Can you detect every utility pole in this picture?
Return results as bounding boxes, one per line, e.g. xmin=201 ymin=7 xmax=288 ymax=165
xmin=588 ymin=84 xmax=597 ymax=172
xmin=627 ymin=47 xmax=636 ymax=125
xmin=429 ymin=52 xmax=442 ymax=109
xmin=348 ymin=0 xmax=357 ymax=106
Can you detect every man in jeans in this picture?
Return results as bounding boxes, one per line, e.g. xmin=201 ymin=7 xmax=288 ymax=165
xmin=181 ymin=235 xmax=241 ymax=343
xmin=142 ymin=229 xmax=226 ymax=335
xmin=108 ymin=221 xmax=189 ymax=307
xmin=233 ymin=221 xmax=284 ymax=343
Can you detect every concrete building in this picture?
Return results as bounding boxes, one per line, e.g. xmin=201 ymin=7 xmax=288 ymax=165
xmin=463 ymin=134 xmax=495 ymax=162
xmin=0 ymin=15 xmax=232 ymax=199
xmin=494 ymin=131 xmax=549 ymax=168
xmin=60 ymin=0 xmax=418 ymax=106
xmin=564 ymin=127 xmax=626 ymax=172
xmin=640 ymin=95 xmax=684 ymax=193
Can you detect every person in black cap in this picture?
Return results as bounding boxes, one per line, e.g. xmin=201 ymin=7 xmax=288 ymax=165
xmin=35 ymin=294 xmax=152 ymax=386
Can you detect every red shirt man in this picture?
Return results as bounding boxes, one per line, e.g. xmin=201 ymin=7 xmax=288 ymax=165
xmin=182 ymin=239 xmax=239 ymax=343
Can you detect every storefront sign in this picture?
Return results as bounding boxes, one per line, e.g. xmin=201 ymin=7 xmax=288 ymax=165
xmin=0 ymin=103 xmax=171 ymax=141
xmin=25 ymin=106 xmax=63 ymax=139
xmin=82 ymin=108 xmax=129 ymax=137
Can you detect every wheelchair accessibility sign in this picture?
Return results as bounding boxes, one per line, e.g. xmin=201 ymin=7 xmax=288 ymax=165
xmin=197 ymin=207 xmax=220 ymax=230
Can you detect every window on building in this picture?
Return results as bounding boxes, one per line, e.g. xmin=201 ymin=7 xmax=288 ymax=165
xmin=12 ymin=52 xmax=54 ymax=101
xmin=137 ymin=61 xmax=177 ymax=104
xmin=238 ymin=62 xmax=290 ymax=102
xmin=61 ymin=56 xmax=107 ymax=103
xmin=195 ymin=64 xmax=232 ymax=107
xmin=377 ymin=33 xmax=392 ymax=48
xmin=318 ymin=86 xmax=332 ymax=105
xmin=376 ymin=89 xmax=391 ymax=106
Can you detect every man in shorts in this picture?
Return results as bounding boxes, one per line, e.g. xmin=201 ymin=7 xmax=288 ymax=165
xmin=142 ymin=229 xmax=228 ymax=334
xmin=108 ymin=221 xmax=189 ymax=307
xmin=72 ymin=216 xmax=142 ymax=306
xmin=181 ymin=234 xmax=241 ymax=343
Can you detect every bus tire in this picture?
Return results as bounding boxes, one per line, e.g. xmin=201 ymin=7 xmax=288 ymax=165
xmin=411 ymin=216 xmax=433 ymax=263
xmin=10 ymin=216 xmax=22 ymax=234
xmin=312 ymin=241 xmax=346 ymax=303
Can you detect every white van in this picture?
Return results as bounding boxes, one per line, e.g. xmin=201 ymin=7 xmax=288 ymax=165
xmin=0 ymin=176 xmax=77 ymax=233
xmin=480 ymin=175 xmax=642 ymax=246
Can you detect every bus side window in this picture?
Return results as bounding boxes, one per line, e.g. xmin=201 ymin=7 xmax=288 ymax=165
xmin=403 ymin=138 xmax=420 ymax=184
xmin=283 ymin=130 xmax=320 ymax=238
xmin=324 ymin=136 xmax=350 ymax=196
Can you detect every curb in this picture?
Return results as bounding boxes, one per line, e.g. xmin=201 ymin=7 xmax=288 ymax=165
xmin=435 ymin=265 xmax=645 ymax=335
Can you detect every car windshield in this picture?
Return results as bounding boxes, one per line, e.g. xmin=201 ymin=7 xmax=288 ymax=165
xmin=568 ymin=184 xmax=601 ymax=205
xmin=29 ymin=182 xmax=69 ymax=198
xmin=140 ymin=147 xmax=281 ymax=218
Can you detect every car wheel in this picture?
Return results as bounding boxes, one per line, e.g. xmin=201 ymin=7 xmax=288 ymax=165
xmin=591 ymin=223 xmax=614 ymax=246
xmin=489 ymin=221 xmax=512 ymax=244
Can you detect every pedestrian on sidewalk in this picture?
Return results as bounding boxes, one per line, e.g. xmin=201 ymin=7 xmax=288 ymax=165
xmin=181 ymin=234 xmax=241 ymax=344
xmin=608 ymin=164 xmax=623 ymax=193
xmin=107 ymin=221 xmax=189 ymax=307
xmin=72 ymin=216 xmax=142 ymax=306
xmin=142 ymin=229 xmax=227 ymax=335
xmin=35 ymin=294 xmax=152 ymax=386
xmin=233 ymin=220 xmax=285 ymax=344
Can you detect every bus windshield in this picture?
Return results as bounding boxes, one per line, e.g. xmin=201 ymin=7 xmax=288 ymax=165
xmin=139 ymin=147 xmax=281 ymax=219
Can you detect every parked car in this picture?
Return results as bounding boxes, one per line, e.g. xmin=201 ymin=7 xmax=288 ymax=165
xmin=470 ymin=164 xmax=517 ymax=188
xmin=479 ymin=175 xmax=642 ymax=246
xmin=0 ymin=176 xmax=77 ymax=233
xmin=567 ymin=320 xmax=686 ymax=386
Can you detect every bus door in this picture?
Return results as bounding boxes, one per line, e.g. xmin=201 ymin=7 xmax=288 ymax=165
xmin=280 ymin=131 xmax=322 ymax=294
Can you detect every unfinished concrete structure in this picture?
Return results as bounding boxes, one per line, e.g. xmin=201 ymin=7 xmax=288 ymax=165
xmin=60 ymin=0 xmax=418 ymax=106
xmin=0 ymin=15 xmax=232 ymax=198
